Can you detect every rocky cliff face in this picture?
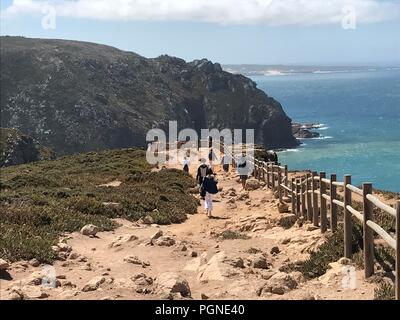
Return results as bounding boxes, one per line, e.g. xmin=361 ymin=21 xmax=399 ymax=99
xmin=1 ymin=36 xmax=298 ymax=155
xmin=0 ymin=128 xmax=55 ymax=167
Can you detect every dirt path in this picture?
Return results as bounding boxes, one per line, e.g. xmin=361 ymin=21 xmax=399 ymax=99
xmin=0 ymin=153 xmax=378 ymax=300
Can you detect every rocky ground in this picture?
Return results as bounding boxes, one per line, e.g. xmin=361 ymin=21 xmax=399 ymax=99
xmin=0 ymin=159 xmax=378 ymax=300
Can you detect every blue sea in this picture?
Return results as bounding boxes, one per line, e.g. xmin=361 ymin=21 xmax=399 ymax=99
xmin=252 ymin=69 xmax=400 ymax=192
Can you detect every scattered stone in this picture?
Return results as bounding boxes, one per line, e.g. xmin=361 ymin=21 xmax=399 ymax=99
xmin=247 ymin=254 xmax=268 ymax=269
xmin=201 ymin=293 xmax=209 ymax=300
xmin=270 ymin=246 xmax=280 ymax=255
xmin=0 ymin=259 xmax=10 ymax=270
xmin=51 ymin=246 xmax=60 ymax=253
xmin=22 ymin=286 xmax=49 ymax=299
xmin=142 ymin=215 xmax=154 ymax=225
xmin=180 ymin=244 xmax=188 ymax=252
xmin=123 ymin=255 xmax=150 ymax=267
xmin=228 ymin=257 xmax=244 ymax=268
xmin=259 ymin=272 xmax=298 ymax=296
xmin=109 ymin=234 xmax=138 ymax=248
xmin=68 ymin=252 xmax=80 ymax=260
xmin=81 ymin=263 xmax=92 ymax=271
xmin=155 ymin=272 xmax=191 ymax=298
xmin=245 ymin=179 xmax=261 ymax=191
xmin=306 ymin=224 xmax=319 ymax=231
xmin=28 ymin=258 xmax=40 ymax=267
xmin=277 ymin=203 xmax=289 ymax=213
xmin=237 ymin=191 xmax=249 ymax=201
xmin=190 ymin=251 xmax=198 ymax=258
xmin=57 ymin=243 xmax=72 ymax=252
xmin=155 ymin=236 xmax=176 ymax=247
xmin=82 ymin=276 xmax=106 ymax=292
xmin=227 ymin=203 xmax=238 ymax=210
xmin=296 ymin=217 xmax=305 ymax=228
xmin=6 ymin=290 xmax=24 ymax=300
xmin=80 ymin=224 xmax=99 ymax=237
xmin=151 ymin=230 xmax=163 ymax=241
xmin=245 ymin=200 xmax=252 ymax=206
xmin=282 ymin=238 xmax=291 ymax=244
xmin=278 ymin=214 xmax=297 ymax=229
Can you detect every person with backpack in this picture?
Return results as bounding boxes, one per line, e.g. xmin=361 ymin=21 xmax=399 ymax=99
xmin=201 ymin=168 xmax=219 ymax=218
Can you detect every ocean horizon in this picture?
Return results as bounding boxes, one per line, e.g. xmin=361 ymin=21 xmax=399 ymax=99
xmin=252 ymin=69 xmax=400 ymax=192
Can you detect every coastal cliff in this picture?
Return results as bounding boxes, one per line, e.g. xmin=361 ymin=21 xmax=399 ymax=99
xmin=1 ymin=36 xmax=298 ymax=155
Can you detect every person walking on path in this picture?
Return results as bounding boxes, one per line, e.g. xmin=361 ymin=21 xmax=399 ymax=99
xmin=201 ymin=168 xmax=219 ymax=218
xmin=220 ymin=152 xmax=230 ymax=174
xmin=196 ymin=159 xmax=209 ymax=198
xmin=208 ymin=148 xmax=217 ymax=171
xmin=237 ymin=153 xmax=250 ymax=190
xmin=183 ymin=156 xmax=190 ymax=173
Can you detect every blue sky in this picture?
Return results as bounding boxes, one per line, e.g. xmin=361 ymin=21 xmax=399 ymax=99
xmin=1 ymin=0 xmax=399 ymax=65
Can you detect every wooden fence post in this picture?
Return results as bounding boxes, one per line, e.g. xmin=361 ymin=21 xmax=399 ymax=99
xmin=330 ymin=173 xmax=338 ymax=231
xmin=301 ymin=176 xmax=306 ymax=217
xmin=344 ymin=175 xmax=352 ymax=259
xmin=284 ymin=165 xmax=288 ymax=197
xmin=291 ymin=178 xmax=296 ymax=215
xmin=396 ymin=200 xmax=400 ymax=300
xmin=363 ymin=183 xmax=374 ymax=278
xmin=266 ymin=163 xmax=270 ymax=188
xmin=278 ymin=167 xmax=283 ymax=203
xmin=262 ymin=163 xmax=266 ymax=182
xmin=306 ymin=173 xmax=312 ymax=221
xmin=296 ymin=179 xmax=301 ymax=217
xmin=312 ymin=172 xmax=319 ymax=227
xmin=319 ymin=172 xmax=327 ymax=233
xmin=271 ymin=165 xmax=276 ymax=192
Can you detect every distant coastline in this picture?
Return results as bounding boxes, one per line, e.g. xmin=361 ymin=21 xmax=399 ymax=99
xmin=223 ymin=64 xmax=400 ymax=77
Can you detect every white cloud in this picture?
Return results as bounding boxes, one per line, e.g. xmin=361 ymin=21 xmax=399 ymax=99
xmin=2 ymin=0 xmax=400 ymax=25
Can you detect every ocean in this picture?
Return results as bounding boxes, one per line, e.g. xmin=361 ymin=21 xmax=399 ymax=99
xmin=252 ymin=69 xmax=400 ymax=192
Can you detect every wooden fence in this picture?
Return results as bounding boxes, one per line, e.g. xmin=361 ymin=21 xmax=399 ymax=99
xmin=222 ymin=146 xmax=399 ymax=300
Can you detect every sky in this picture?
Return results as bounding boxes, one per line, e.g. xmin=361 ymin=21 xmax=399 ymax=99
xmin=1 ymin=0 xmax=400 ymax=66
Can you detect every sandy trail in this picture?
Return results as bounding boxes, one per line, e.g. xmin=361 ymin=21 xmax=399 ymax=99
xmin=0 ymin=153 xmax=378 ymax=300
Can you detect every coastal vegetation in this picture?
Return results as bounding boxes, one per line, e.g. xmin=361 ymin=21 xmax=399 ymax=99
xmin=0 ymin=148 xmax=198 ymax=263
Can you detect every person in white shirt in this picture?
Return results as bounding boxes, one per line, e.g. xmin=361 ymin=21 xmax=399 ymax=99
xmin=183 ymin=156 xmax=190 ymax=173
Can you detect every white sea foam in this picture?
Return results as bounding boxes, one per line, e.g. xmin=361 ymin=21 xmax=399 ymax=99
xmin=280 ymin=148 xmax=302 ymax=153
xmin=317 ymin=126 xmax=329 ymax=130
